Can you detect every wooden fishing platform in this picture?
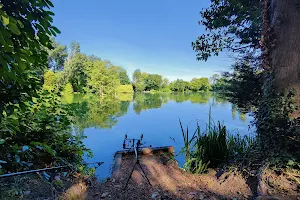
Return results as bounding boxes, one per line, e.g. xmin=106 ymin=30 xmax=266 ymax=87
xmin=112 ymin=146 xmax=174 ymax=177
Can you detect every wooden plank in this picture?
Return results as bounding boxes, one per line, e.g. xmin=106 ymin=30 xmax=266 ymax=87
xmin=112 ymin=153 xmax=122 ymax=177
xmin=115 ymin=146 xmax=174 ymax=156
xmin=111 ymin=146 xmax=174 ymax=178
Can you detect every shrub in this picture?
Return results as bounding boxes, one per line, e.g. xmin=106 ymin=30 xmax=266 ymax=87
xmin=0 ymin=90 xmax=91 ymax=174
xmin=117 ymin=84 xmax=134 ymax=93
xmin=117 ymin=93 xmax=134 ymax=101
xmin=63 ymin=82 xmax=74 ymax=95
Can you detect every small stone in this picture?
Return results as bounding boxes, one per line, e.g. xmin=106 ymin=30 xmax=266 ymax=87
xmin=23 ymin=191 xmax=31 ymax=195
xmin=101 ymin=192 xmax=109 ymax=199
xmin=189 ymin=192 xmax=197 ymax=196
xmin=111 ymin=178 xmax=115 ymax=183
xmin=152 ymin=192 xmax=159 ymax=199
xmin=198 ymin=193 xmax=205 ymax=200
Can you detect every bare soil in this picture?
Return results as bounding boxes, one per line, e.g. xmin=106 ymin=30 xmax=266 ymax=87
xmin=1 ymin=152 xmax=299 ymax=200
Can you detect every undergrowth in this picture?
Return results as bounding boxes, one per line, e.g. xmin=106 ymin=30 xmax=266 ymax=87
xmin=180 ymin=108 xmax=254 ymax=174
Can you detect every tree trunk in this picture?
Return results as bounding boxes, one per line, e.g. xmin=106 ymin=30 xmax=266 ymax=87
xmin=269 ymin=0 xmax=300 ymax=118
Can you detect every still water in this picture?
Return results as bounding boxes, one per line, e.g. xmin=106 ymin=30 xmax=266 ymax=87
xmin=65 ymin=92 xmax=254 ymax=180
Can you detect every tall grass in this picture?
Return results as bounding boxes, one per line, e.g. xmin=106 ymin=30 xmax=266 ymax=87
xmin=180 ymin=108 xmax=254 ymax=174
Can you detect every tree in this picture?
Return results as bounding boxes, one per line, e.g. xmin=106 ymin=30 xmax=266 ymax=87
xmin=0 ymin=0 xmax=60 ymax=116
xmin=113 ymin=66 xmax=130 ymax=85
xmin=64 ymin=52 xmax=88 ymax=92
xmin=212 ymin=75 xmax=231 ymax=91
xmin=0 ymin=0 xmax=90 ymax=174
xmin=265 ymin=0 xmax=300 ymax=118
xmin=48 ymin=39 xmax=68 ymax=71
xmin=68 ymin=41 xmax=80 ymax=62
xmin=86 ymin=60 xmax=120 ymax=96
xmin=133 ymin=69 xmax=142 ymax=83
xmin=194 ymin=0 xmax=300 ymax=155
xmin=63 ymin=82 xmax=74 ymax=95
xmin=144 ymin=74 xmax=163 ymax=91
xmin=117 ymin=85 xmax=134 ymax=93
xmin=210 ymin=74 xmax=219 ymax=85
xmin=162 ymin=78 xmax=169 ymax=88
xmin=189 ymin=78 xmax=211 ymax=92
xmin=170 ymin=79 xmax=189 ymax=92
xmin=43 ymin=70 xmax=57 ymax=91
xmin=192 ymin=0 xmax=262 ymax=61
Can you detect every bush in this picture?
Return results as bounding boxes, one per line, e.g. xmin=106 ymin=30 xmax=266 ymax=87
xmin=0 ymin=90 xmax=91 ymax=174
xmin=63 ymin=82 xmax=74 ymax=95
xmin=117 ymin=93 xmax=134 ymax=101
xmin=117 ymin=84 xmax=134 ymax=93
xmin=43 ymin=70 xmax=57 ymax=91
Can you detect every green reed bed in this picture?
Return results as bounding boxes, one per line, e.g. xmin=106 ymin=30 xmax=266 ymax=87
xmin=180 ymin=109 xmax=254 ymax=174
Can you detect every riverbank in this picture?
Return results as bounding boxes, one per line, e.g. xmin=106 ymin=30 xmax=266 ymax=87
xmin=2 ymin=152 xmax=298 ymax=200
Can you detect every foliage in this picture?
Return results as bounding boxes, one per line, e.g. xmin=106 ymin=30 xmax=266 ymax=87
xmin=0 ymin=0 xmax=91 ymax=175
xmin=211 ymin=74 xmax=231 ymax=92
xmin=117 ymin=93 xmax=134 ymax=102
xmin=134 ymin=83 xmax=146 ymax=92
xmin=132 ymin=69 xmax=163 ymax=92
xmin=117 ymin=84 xmax=134 ymax=93
xmin=256 ymin=89 xmax=300 ymax=157
xmin=192 ymin=0 xmax=262 ymax=61
xmin=0 ymin=91 xmax=91 ymax=173
xmin=144 ymin=74 xmax=163 ymax=91
xmin=226 ymin=61 xmax=263 ymax=111
xmin=81 ymin=95 xmax=121 ymax=128
xmin=161 ymin=78 xmax=169 ymax=89
xmin=114 ymin=66 xmax=130 ymax=85
xmin=64 ymin=51 xmax=88 ymax=93
xmin=180 ymin=109 xmax=254 ymax=174
xmin=63 ymin=82 xmax=74 ymax=96
xmin=48 ymin=39 xmax=68 ymax=71
xmin=189 ymin=78 xmax=211 ymax=92
xmin=85 ymin=60 xmax=120 ymax=96
xmin=54 ymin=71 xmax=66 ymax=89
xmin=169 ymin=79 xmax=189 ymax=92
xmin=133 ymin=93 xmax=163 ymax=114
xmin=43 ymin=70 xmax=57 ymax=91
xmin=133 ymin=69 xmax=142 ymax=83
xmin=66 ymin=94 xmax=133 ymax=129
xmin=0 ymin=0 xmax=59 ymax=117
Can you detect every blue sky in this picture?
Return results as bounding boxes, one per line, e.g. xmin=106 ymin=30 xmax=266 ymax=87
xmin=52 ymin=0 xmax=233 ymax=81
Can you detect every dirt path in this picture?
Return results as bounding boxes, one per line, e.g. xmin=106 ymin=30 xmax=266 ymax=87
xmin=83 ymin=153 xmax=252 ymax=200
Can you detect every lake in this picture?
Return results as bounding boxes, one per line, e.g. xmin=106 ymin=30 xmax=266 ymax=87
xmin=65 ymin=92 xmax=254 ymax=180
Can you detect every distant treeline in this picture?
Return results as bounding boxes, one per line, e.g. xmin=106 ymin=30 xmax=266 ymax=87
xmin=46 ymin=39 xmax=231 ymax=95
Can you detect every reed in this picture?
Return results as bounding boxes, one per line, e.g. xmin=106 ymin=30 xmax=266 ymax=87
xmin=180 ymin=108 xmax=254 ymax=174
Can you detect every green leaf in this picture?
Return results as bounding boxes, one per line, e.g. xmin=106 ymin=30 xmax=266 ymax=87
xmin=46 ymin=10 xmax=55 ymax=16
xmin=44 ymin=0 xmax=54 ymax=8
xmin=17 ymin=20 xmax=24 ymax=28
xmin=0 ymin=139 xmax=5 ymax=145
xmin=1 ymin=15 xmax=9 ymax=25
xmin=51 ymin=26 xmax=61 ymax=34
xmin=8 ymin=22 xmax=21 ymax=35
xmin=287 ymin=159 xmax=295 ymax=166
xmin=0 ymin=30 xmax=6 ymax=44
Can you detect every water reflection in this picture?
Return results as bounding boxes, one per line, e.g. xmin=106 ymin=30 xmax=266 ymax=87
xmin=63 ymin=92 xmax=253 ymax=180
xmin=65 ymin=92 xmax=249 ymax=129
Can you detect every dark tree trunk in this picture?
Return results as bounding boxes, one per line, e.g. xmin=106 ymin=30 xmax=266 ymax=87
xmin=270 ymin=0 xmax=300 ymax=118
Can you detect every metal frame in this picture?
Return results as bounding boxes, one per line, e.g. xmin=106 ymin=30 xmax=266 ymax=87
xmin=122 ymin=134 xmax=152 ymax=190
